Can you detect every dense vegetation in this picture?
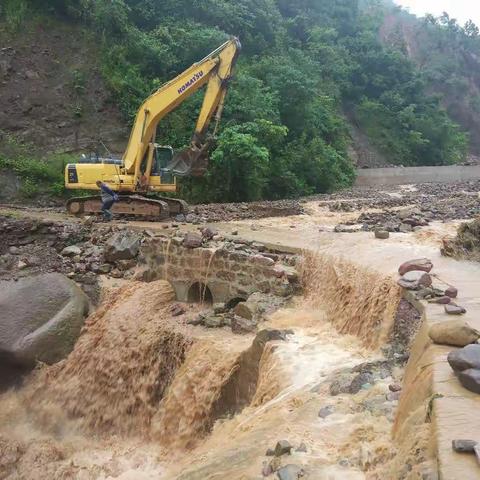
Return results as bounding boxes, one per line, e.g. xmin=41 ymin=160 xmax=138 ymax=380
xmin=381 ymin=5 xmax=480 ymax=156
xmin=0 ymin=0 xmax=472 ymax=202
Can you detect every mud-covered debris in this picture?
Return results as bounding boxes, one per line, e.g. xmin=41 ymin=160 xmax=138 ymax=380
xmin=429 ymin=320 xmax=480 ymax=347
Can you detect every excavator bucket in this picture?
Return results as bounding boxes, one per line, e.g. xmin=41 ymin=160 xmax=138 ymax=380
xmin=163 ymin=142 xmax=210 ymax=177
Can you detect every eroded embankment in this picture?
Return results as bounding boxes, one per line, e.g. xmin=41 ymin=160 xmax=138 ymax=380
xmin=0 ymin=250 xmax=435 ymax=479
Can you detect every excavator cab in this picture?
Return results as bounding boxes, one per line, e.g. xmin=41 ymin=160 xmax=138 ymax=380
xmin=151 ymin=145 xmax=174 ymax=183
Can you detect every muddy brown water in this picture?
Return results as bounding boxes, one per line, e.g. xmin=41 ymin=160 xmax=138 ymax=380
xmin=0 ymin=254 xmax=429 ymax=479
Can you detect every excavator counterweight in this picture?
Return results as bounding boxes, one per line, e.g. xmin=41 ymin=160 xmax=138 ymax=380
xmin=64 ymin=38 xmax=241 ymax=218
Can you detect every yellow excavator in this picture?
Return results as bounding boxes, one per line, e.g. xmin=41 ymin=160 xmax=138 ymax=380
xmin=64 ymin=38 xmax=241 ymax=218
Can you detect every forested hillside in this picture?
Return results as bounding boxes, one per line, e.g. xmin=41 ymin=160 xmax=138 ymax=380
xmin=380 ymin=2 xmax=480 ymax=158
xmin=0 ymin=0 xmax=476 ymax=202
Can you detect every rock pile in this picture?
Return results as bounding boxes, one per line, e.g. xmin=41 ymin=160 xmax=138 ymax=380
xmin=262 ymin=440 xmax=305 ymax=478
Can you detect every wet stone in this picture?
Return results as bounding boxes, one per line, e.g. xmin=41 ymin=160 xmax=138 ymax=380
xmin=318 ymin=405 xmax=335 ymax=418
xmin=452 ymin=439 xmax=478 ymax=453
xmin=389 ymin=383 xmax=402 ymax=392
xmin=349 ymin=372 xmax=375 ymax=394
xmin=428 ymin=296 xmax=451 ymax=305
xmin=447 ymin=344 xmax=480 ymax=372
xmin=277 ymin=464 xmax=304 ymax=480
xmin=386 ymin=391 xmax=401 ymax=401
xmin=397 ymin=270 xmax=432 ymax=290
xmin=329 ymin=373 xmax=354 ymax=396
xmin=295 ymin=443 xmax=307 ymax=453
xmin=274 ymin=440 xmax=293 ymax=457
xmin=398 ymin=258 xmax=433 ymax=275
xmin=266 ymin=448 xmax=275 ymax=456
xmin=458 ymin=369 xmax=480 ymax=394
xmin=231 ymin=315 xmax=257 ymax=334
xmin=374 ymin=230 xmax=389 ymax=239
xmin=445 ymin=286 xmax=459 ymax=299
xmin=183 ymin=232 xmax=203 ymax=249
xmin=445 ymin=304 xmax=466 ymax=315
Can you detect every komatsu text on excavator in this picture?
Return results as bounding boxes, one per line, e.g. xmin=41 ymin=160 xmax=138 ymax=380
xmin=64 ymin=38 xmax=241 ymax=218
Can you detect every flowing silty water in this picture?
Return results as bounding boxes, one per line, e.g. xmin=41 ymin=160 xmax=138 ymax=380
xmin=0 ymin=253 xmax=423 ymax=479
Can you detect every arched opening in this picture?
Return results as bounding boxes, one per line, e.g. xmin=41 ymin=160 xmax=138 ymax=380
xmin=225 ymin=297 xmax=246 ymax=310
xmin=187 ymin=282 xmax=213 ymax=304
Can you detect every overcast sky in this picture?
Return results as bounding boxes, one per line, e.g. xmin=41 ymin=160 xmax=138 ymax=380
xmin=394 ymin=0 xmax=480 ymax=26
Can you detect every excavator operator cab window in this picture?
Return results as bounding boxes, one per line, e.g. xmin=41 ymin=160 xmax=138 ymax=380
xmin=152 ymin=145 xmax=174 ymax=183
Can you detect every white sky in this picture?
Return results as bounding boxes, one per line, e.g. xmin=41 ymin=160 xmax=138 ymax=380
xmin=394 ymin=0 xmax=480 ymax=26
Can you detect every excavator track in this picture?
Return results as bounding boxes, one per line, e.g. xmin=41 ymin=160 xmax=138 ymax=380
xmin=66 ymin=195 xmax=187 ymax=220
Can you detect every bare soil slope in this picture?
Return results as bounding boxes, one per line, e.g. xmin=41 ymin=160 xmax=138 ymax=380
xmin=0 ymin=18 xmax=126 ymax=154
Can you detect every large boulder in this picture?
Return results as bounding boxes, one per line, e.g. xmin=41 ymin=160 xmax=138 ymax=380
xmin=398 ymin=258 xmax=433 ymax=276
xmin=0 ymin=273 xmax=89 ymax=367
xmin=104 ymin=231 xmax=141 ymax=262
xmin=429 ymin=320 xmax=480 ymax=347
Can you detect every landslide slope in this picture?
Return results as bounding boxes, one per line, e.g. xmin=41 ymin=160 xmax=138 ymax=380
xmin=0 ymin=17 xmax=126 ymax=155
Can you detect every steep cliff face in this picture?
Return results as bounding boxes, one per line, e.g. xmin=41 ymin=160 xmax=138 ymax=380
xmin=0 ymin=18 xmax=127 ymax=155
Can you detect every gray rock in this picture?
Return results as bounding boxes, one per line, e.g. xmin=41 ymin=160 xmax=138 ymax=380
xmin=175 ymin=214 xmax=186 ymax=223
xmin=274 ymin=440 xmax=293 ymax=457
xmin=8 ymin=246 xmax=19 ymax=255
xmin=445 ymin=286 xmax=459 ymax=299
xmin=183 ymin=232 xmax=203 ymax=249
xmin=185 ymin=213 xmax=197 ymax=223
xmin=452 ymin=439 xmax=478 ymax=453
xmin=447 ymin=344 xmax=480 ymax=372
xmin=445 ymin=304 xmax=466 ymax=315
xmin=234 ymin=301 xmax=255 ymax=320
xmin=318 ymin=405 xmax=335 ymax=418
xmin=389 ymin=383 xmax=402 ymax=392
xmin=231 ymin=315 xmax=257 ymax=334
xmin=61 ymin=245 xmax=82 ymax=256
xmin=329 ymin=373 xmax=354 ymax=396
xmin=457 ymin=369 xmax=480 ymax=394
xmin=399 ymin=223 xmax=413 ymax=233
xmin=252 ymin=254 xmax=275 ymax=267
xmin=295 ymin=443 xmax=307 ymax=453
xmin=266 ymin=448 xmax=275 ymax=456
xmin=428 ymin=296 xmax=451 ymax=305
xmin=397 ymin=270 xmax=432 ymax=290
xmin=429 ymin=320 xmax=480 ymax=347
xmin=0 ymin=273 xmax=89 ymax=367
xmin=349 ymin=372 xmax=375 ymax=394
xmin=213 ymin=303 xmax=227 ymax=314
xmin=277 ymin=464 xmax=304 ymax=480
xmin=201 ymin=226 xmax=217 ymax=240
xmin=386 ymin=391 xmax=401 ymax=401
xmin=104 ymin=231 xmax=140 ymax=261
xmin=374 ymin=230 xmax=390 ymax=239
xmin=203 ymin=315 xmax=224 ymax=328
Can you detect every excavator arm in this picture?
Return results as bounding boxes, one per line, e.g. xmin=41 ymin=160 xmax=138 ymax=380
xmin=124 ymin=37 xmax=241 ymax=181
